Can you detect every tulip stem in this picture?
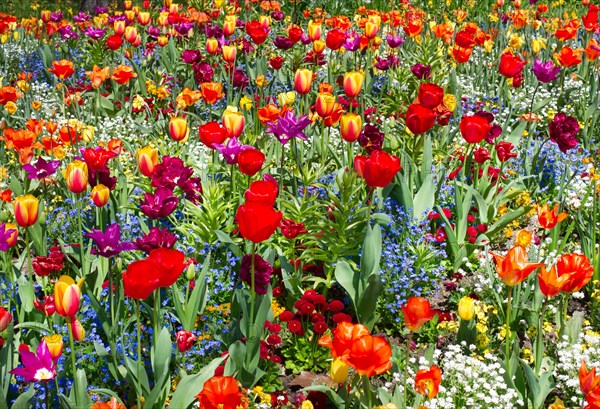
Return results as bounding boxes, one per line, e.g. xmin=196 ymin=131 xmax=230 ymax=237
xmin=249 ymin=243 xmax=256 ymax=338
xmin=362 ymin=375 xmax=371 ymax=408
xmin=25 ymin=227 xmax=33 ymax=277
xmin=535 ymin=299 xmax=548 ymax=375
xmin=67 ymin=317 xmax=79 ymax=407
xmin=505 ymin=286 xmax=513 ymax=371
xmin=403 ymin=332 xmax=413 ymax=407
xmin=77 ymin=195 xmax=85 ymax=276
xmin=135 ymin=300 xmax=142 ymax=408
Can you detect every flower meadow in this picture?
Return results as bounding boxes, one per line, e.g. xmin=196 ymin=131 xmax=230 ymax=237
xmin=0 ymin=0 xmax=599 ymax=407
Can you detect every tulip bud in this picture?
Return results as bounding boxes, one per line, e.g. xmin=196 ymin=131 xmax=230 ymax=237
xmin=124 ymin=0 xmax=133 ymax=9
xmin=308 ymin=21 xmax=321 ymax=41
xmin=157 ymin=12 xmax=169 ymax=27
xmin=157 ymin=36 xmax=168 ymax=47
xmin=365 ymin=21 xmax=379 ymax=40
xmin=41 ymin=10 xmax=51 ymax=23
xmin=185 ymin=264 xmax=195 ymax=281
xmin=64 ymin=160 xmax=89 ymax=194
xmin=169 ymin=117 xmax=189 ymax=142
xmin=54 ymin=276 xmax=82 ymax=318
xmin=340 ymin=113 xmax=362 ymax=142
xmin=206 ymin=38 xmax=219 ymax=54
xmin=315 ymin=93 xmax=336 ymax=117
xmin=294 ymin=68 xmax=313 ymax=95
xmin=91 ymin=184 xmax=110 ymax=207
xmin=14 ymin=195 xmax=39 ymax=227
xmin=313 ymin=40 xmax=325 ymax=54
xmin=458 ymin=296 xmax=475 ymax=321
xmin=70 ymin=318 xmax=85 ymax=341
xmin=223 ymin=15 xmax=237 ymax=36
xmin=0 ymin=306 xmax=13 ymax=332
xmin=330 ymin=358 xmax=348 ymax=383
xmin=137 ymin=11 xmax=151 ymax=26
xmin=176 ymin=330 xmax=197 ymax=352
xmin=124 ymin=26 xmax=138 ymax=44
xmin=137 ymin=146 xmax=159 ymax=177
xmin=114 ymin=20 xmax=126 ymax=36
xmin=43 ymin=334 xmax=63 ymax=361
xmin=169 ymin=3 xmax=179 ymax=13
xmin=38 ymin=209 xmax=46 ymax=225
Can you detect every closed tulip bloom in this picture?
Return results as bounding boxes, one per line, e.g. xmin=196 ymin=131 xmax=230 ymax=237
xmin=91 ymin=184 xmax=110 ymax=207
xmin=137 ymin=11 xmax=151 ymax=25
xmin=313 ymin=40 xmax=326 ymax=54
xmin=113 ymin=20 xmax=126 ymax=36
xmin=536 ymin=203 xmax=567 ymax=229
xmin=54 ymin=275 xmax=82 ymax=317
xmin=402 ymin=297 xmax=434 ymax=332
xmin=124 ymin=26 xmax=138 ymax=44
xmin=414 ymin=365 xmax=442 ymax=398
xmin=70 ymin=318 xmax=85 ymax=341
xmin=363 ymin=150 xmax=402 ymax=188
xmin=206 ymin=38 xmax=219 ymax=54
xmin=237 ymin=149 xmax=265 ymax=176
xmin=221 ymin=45 xmax=237 ymax=63
xmin=236 ymin=202 xmax=282 ymax=243
xmin=0 ymin=306 xmax=12 ymax=331
xmin=418 ymin=83 xmax=444 ymax=109
xmin=491 ymin=246 xmax=545 ymax=287
xmin=315 ymin=93 xmax=336 ymax=117
xmin=4 ymin=223 xmax=17 ymax=248
xmin=308 ymin=21 xmax=322 ymax=41
xmin=499 ymin=51 xmax=526 ymax=78
xmin=405 ymin=103 xmax=436 ymax=135
xmin=169 ymin=117 xmax=189 ymax=142
xmin=457 ymin=296 xmax=475 ymax=320
xmin=330 ymin=358 xmax=348 ymax=383
xmin=223 ymin=15 xmax=237 ymax=36
xmin=14 ymin=195 xmax=39 ymax=227
xmin=294 ymin=68 xmax=313 ymax=94
xmin=199 ymin=121 xmax=228 ymax=149
xmin=343 ymin=71 xmax=364 ymax=97
xmin=64 ymin=160 xmax=89 ymax=194
xmin=364 ymin=21 xmax=379 ymax=39
xmin=176 ymin=330 xmax=197 ymax=352
xmin=136 ymin=146 xmax=159 ymax=177
xmin=123 ymin=259 xmax=161 ymax=299
xmin=340 ymin=113 xmax=362 ymax=142
xmin=460 ymin=115 xmax=492 ymax=144
xmin=223 ymin=107 xmax=245 ymax=137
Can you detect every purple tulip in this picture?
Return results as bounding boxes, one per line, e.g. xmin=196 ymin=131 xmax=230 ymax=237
xmin=240 ymin=254 xmax=273 ymax=295
xmin=266 ymin=110 xmax=312 ymax=145
xmin=549 ymin=113 xmax=580 ymax=153
xmin=136 ymin=227 xmax=178 ymax=254
xmin=86 ymin=223 xmax=136 ymax=258
xmin=23 ymin=157 xmax=60 ymax=180
xmin=410 ymin=63 xmax=431 ymax=79
xmin=0 ymin=222 xmax=16 ymax=252
xmin=140 ymin=188 xmax=179 ymax=219
xmin=214 ymin=137 xmax=251 ymax=164
xmin=532 ymin=59 xmax=560 ymax=83
xmin=386 ymin=33 xmax=405 ymax=48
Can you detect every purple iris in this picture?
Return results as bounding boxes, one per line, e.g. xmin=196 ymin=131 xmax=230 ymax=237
xmin=23 ymin=157 xmax=60 ymax=180
xmin=0 ymin=222 xmax=16 ymax=252
xmin=532 ymin=59 xmax=560 ymax=83
xmin=266 ymin=110 xmax=312 ymax=145
xmin=140 ymin=188 xmax=179 ymax=219
xmin=86 ymin=223 xmax=136 ymax=258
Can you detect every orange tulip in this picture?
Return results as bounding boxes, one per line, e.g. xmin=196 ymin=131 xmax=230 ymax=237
xmin=491 ymin=246 xmax=545 ymax=287
xmin=64 ymin=160 xmax=89 ymax=194
xmin=91 ymin=184 xmax=110 ymax=207
xmin=318 ymin=321 xmax=370 ymax=359
xmin=537 ymin=265 xmax=570 ymax=298
xmin=340 ymin=113 xmax=362 ymax=142
xmin=553 ymin=253 xmax=594 ymax=293
xmin=48 ymin=60 xmax=74 ymax=80
xmin=14 ymin=195 xmax=39 ymax=227
xmin=415 ymin=365 xmax=442 ymax=398
xmin=91 ymin=397 xmax=127 ymax=409
xmin=364 ymin=21 xmax=380 ymax=40
xmin=401 ymin=297 xmax=434 ymax=332
xmin=169 ymin=117 xmax=189 ymax=142
xmin=86 ymin=65 xmax=110 ymax=89
xmin=585 ymin=39 xmax=600 ymax=62
xmin=137 ymin=146 xmax=159 ymax=177
xmin=200 ymin=82 xmax=225 ymax=105
xmin=344 ymin=334 xmax=392 ymax=377
xmin=111 ymin=65 xmax=137 ymax=85
xmin=43 ymin=334 xmax=64 ymax=361
xmin=54 ymin=275 xmax=82 ymax=318
xmin=196 ymin=376 xmax=248 ymax=409
xmin=581 ymin=361 xmax=600 ymax=395
xmin=257 ymin=104 xmax=281 ymax=124
xmin=294 ymin=68 xmax=313 ymax=95
xmin=206 ymin=38 xmax=219 ymax=54
xmin=536 ymin=203 xmax=567 ymax=229
xmin=343 ymin=71 xmax=364 ymax=98
xmin=222 ymin=107 xmax=245 ymax=137
xmin=114 ymin=20 xmax=126 ymax=36
xmin=554 ymin=47 xmax=583 ymax=68
xmin=223 ymin=15 xmax=237 ymax=37
xmin=314 ymin=92 xmax=336 ymax=117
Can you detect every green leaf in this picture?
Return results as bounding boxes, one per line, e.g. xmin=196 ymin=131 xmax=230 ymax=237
xmin=360 ymin=224 xmax=381 ymax=278
xmin=17 ymin=275 xmax=34 ymax=313
xmin=334 ymin=260 xmax=357 ymax=304
xmin=14 ymin=321 xmax=50 ymax=333
xmin=170 ymin=357 xmax=225 ymax=409
xmin=301 ymin=385 xmax=345 ymax=409
xmin=12 ymin=386 xmax=35 ymax=409
xmin=413 ymin=174 xmax=435 ymax=221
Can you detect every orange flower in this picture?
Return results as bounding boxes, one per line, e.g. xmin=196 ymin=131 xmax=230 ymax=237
xmin=195 ymin=376 xmax=248 ymax=409
xmin=176 ymin=87 xmax=201 ymax=109
xmin=451 ymin=45 xmax=473 ymax=64
xmin=48 ymin=60 xmax=74 ymax=80
xmin=318 ymin=321 xmax=370 ymax=359
xmin=91 ymin=397 xmax=126 ymax=409
xmin=555 ymin=20 xmax=579 ymax=41
xmin=537 ymin=265 xmax=570 ymax=298
xmin=491 ymin=246 xmax=545 ymax=287
xmin=432 ymin=23 xmax=454 ymax=42
xmin=415 ymin=365 xmax=442 ymax=398
xmin=314 ymin=92 xmax=336 ymax=117
xmin=14 ymin=194 xmax=39 ymax=227
xmin=403 ymin=18 xmax=423 ymax=37
xmin=401 ymin=297 xmax=434 ymax=332
xmin=0 ymin=86 xmax=19 ymax=105
xmin=323 ymin=102 xmax=344 ymax=127
xmin=63 ymin=160 xmax=89 ymax=194
xmin=554 ymin=46 xmax=583 ymax=68
xmin=551 ymin=253 xmax=594 ymax=293
xmin=344 ymin=334 xmax=392 ymax=377
xmin=2 ymin=128 xmax=42 ymax=164
xmin=585 ymin=39 xmax=600 ymax=62
xmin=200 ymin=82 xmax=225 ymax=105
xmin=86 ymin=65 xmax=110 ymax=89
xmin=536 ymin=203 xmax=567 ymax=229
xmin=581 ymin=361 xmax=600 ymax=395
xmin=257 ymin=104 xmax=281 ymax=124
xmin=294 ymin=68 xmax=313 ymax=95
xmin=111 ymin=65 xmax=137 ymax=85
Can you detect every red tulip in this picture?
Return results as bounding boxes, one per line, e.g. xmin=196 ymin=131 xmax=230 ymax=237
xmin=198 ymin=121 xmax=228 ymax=149
xmin=418 ymin=83 xmax=444 ymax=109
xmin=402 ymin=297 xmax=434 ymax=332
xmin=236 ymin=203 xmax=282 ymax=243
xmin=363 ymin=150 xmax=402 ymax=188
xmin=499 ymin=52 xmax=526 ymax=78
xmin=326 ymin=29 xmax=347 ymax=50
xmin=460 ymin=115 xmax=492 ymax=144
xmin=176 ymin=330 xmax=197 ymax=352
xmin=405 ymin=103 xmax=436 ymax=135
xmin=245 ymin=179 xmax=278 ymax=206
xmin=237 ymin=148 xmax=265 ymax=176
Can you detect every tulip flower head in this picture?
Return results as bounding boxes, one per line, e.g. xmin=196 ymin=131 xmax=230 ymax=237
xmin=10 ymin=340 xmax=56 ymax=382
xmin=54 ymin=275 xmax=83 ymax=318
xmin=491 ymin=246 xmax=545 ymax=287
xmin=536 ymin=203 xmax=567 ymax=229
xmin=415 ymin=365 xmax=442 ymax=398
xmin=402 ymin=297 xmax=435 ymax=332
xmin=14 ymin=194 xmax=39 ymax=227
xmin=196 ymin=376 xmax=248 ymax=409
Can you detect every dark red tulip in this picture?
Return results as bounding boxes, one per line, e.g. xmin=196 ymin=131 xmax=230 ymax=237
xmin=495 ymin=141 xmax=517 ymax=162
xmin=405 ymin=103 xmax=436 ymax=135
xmin=460 ymin=115 xmax=492 ymax=144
